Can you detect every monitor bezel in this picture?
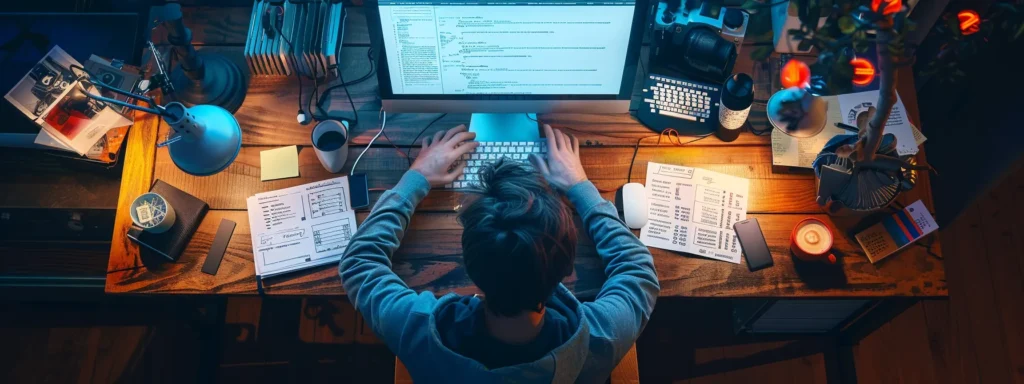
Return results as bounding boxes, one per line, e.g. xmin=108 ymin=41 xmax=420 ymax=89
xmin=366 ymin=0 xmax=649 ymax=102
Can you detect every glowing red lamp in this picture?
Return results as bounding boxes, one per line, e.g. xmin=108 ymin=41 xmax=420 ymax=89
xmin=850 ymin=58 xmax=875 ymax=86
xmin=871 ymin=0 xmax=901 ymax=15
xmin=781 ymin=60 xmax=811 ymax=89
xmin=958 ymin=10 xmax=981 ymax=36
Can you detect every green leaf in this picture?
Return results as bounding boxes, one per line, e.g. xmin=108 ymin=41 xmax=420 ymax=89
xmin=740 ymin=0 xmax=761 ymax=10
xmin=839 ymin=16 xmax=856 ymax=34
xmin=750 ymin=45 xmax=773 ymax=61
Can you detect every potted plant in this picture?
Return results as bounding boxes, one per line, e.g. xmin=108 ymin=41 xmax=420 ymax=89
xmin=745 ymin=0 xmax=1023 ymax=212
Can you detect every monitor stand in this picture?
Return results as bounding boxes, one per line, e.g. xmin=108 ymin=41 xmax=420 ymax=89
xmin=469 ymin=113 xmax=540 ymax=142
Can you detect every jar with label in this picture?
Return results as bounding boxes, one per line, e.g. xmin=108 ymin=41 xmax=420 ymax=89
xmin=717 ymin=73 xmax=754 ymax=142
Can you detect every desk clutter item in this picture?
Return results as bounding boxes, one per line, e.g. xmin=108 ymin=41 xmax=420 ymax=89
xmin=260 ymin=145 xmax=300 ymax=181
xmin=202 ymin=219 xmax=237 ymax=275
xmin=4 ymin=46 xmax=133 ymax=157
xmin=621 ymin=182 xmax=649 ymax=230
xmin=312 ymin=119 xmax=349 ymax=173
xmin=442 ymin=141 xmax=546 ymax=190
xmin=790 ymin=218 xmax=835 ymax=264
xmin=127 ymin=180 xmax=209 ymax=262
xmin=639 ymin=163 xmax=750 ymax=264
xmin=855 ymin=200 xmax=938 ymax=263
xmin=812 ymin=134 xmax=918 ymax=212
xmin=246 ymin=176 xmax=358 ymax=279
xmin=766 ymin=87 xmax=827 ymax=138
xmin=717 ymin=73 xmax=754 ymax=142
xmin=836 ymin=90 xmax=925 ymax=156
xmin=649 ymin=0 xmax=747 ymax=83
xmin=130 ymin=192 xmax=176 ymax=234
xmin=245 ymin=0 xmax=347 ymax=78
xmin=637 ymin=74 xmax=721 ymax=135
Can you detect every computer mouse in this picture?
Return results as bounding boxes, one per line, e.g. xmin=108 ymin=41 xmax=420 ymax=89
xmin=620 ymin=182 xmax=648 ymax=229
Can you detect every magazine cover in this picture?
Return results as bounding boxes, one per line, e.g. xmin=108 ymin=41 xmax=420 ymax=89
xmin=3 ymin=46 xmax=131 ymax=155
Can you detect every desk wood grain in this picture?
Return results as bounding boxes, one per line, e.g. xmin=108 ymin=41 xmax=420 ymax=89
xmin=107 ymin=6 xmax=946 ymax=298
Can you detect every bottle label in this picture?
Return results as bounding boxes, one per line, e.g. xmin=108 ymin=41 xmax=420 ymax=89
xmin=719 ymin=105 xmax=750 ymax=130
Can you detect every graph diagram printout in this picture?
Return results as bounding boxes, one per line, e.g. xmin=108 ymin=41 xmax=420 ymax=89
xmin=639 ymin=163 xmax=750 ymax=264
xmin=246 ymin=176 xmax=357 ymax=278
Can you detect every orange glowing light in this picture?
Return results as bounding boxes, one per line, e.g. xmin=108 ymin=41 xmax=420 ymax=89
xmin=871 ymin=0 xmax=901 ymax=15
xmin=781 ymin=60 xmax=811 ymax=89
xmin=850 ymin=58 xmax=876 ymax=86
xmin=958 ymin=10 xmax=981 ymax=35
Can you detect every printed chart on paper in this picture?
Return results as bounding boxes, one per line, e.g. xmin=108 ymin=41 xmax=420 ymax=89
xmin=639 ymin=163 xmax=750 ymax=264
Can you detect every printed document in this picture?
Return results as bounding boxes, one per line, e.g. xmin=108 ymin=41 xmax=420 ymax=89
xmin=771 ymin=92 xmax=927 ymax=169
xmin=837 ymin=90 xmax=925 ymax=156
xmin=246 ymin=177 xmax=357 ymax=278
xmin=639 ymin=163 xmax=750 ymax=264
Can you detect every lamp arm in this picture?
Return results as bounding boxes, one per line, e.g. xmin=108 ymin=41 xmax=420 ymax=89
xmin=80 ymin=80 xmax=166 ymax=116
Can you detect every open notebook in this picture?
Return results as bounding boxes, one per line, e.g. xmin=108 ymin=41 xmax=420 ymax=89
xmin=246 ymin=176 xmax=358 ymax=280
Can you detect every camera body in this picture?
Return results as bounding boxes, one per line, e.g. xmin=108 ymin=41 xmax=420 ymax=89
xmin=651 ymin=0 xmax=749 ymax=83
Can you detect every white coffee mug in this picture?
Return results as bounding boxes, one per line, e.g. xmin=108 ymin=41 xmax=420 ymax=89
xmin=312 ymin=119 xmax=349 ymax=173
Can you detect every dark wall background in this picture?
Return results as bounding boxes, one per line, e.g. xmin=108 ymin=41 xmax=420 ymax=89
xmin=914 ymin=5 xmax=1024 ymax=227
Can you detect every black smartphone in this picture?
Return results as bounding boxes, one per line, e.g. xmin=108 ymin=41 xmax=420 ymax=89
xmin=734 ymin=218 xmax=774 ymax=271
xmin=349 ymin=173 xmax=370 ymax=209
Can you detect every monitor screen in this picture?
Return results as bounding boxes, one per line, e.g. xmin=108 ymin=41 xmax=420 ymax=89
xmin=377 ymin=0 xmax=637 ymax=96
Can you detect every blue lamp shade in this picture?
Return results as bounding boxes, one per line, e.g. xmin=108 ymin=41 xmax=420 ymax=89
xmin=163 ymin=102 xmax=242 ymax=176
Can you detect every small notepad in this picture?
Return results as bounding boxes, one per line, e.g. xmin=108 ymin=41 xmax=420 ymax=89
xmin=260 ymin=146 xmax=299 ymax=181
xmin=855 ymin=200 xmax=938 ymax=263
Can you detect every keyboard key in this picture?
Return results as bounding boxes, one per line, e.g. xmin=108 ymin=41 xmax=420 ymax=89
xmin=659 ymin=110 xmax=697 ymax=121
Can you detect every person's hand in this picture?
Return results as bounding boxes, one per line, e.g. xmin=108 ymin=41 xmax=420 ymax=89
xmin=411 ymin=125 xmax=479 ymax=188
xmin=529 ymin=124 xmax=587 ymax=191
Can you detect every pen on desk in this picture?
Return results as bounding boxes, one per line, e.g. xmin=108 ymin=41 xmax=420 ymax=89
xmin=835 ymin=122 xmax=859 ymax=132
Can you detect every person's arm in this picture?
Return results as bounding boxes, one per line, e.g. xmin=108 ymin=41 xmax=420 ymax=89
xmin=339 ymin=125 xmax=479 ymax=349
xmin=529 ymin=124 xmax=659 ymax=361
xmin=339 ymin=170 xmax=435 ymax=347
xmin=568 ymin=180 xmax=659 ymax=350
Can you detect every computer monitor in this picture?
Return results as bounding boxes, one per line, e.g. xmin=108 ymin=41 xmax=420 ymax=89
xmin=367 ymin=0 xmax=648 ymax=141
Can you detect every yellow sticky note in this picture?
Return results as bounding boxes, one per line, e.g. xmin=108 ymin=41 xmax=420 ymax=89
xmin=260 ymin=146 xmax=300 ymax=181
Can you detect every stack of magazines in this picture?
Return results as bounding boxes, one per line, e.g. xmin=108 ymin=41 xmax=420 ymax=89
xmin=3 ymin=46 xmax=137 ymax=161
xmin=245 ymin=0 xmax=347 ymax=78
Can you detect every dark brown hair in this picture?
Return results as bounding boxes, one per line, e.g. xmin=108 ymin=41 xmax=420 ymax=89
xmin=458 ymin=159 xmax=577 ymax=317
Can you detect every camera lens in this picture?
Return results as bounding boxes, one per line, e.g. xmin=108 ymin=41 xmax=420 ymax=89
xmin=101 ymin=73 xmax=116 ymax=85
xmin=683 ymin=27 xmax=736 ymax=80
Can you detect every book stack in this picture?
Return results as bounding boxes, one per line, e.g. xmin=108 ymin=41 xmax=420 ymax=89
xmin=245 ymin=0 xmax=347 ymax=78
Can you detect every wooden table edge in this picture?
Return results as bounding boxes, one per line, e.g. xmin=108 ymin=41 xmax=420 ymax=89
xmin=105 ymin=111 xmax=161 ymax=293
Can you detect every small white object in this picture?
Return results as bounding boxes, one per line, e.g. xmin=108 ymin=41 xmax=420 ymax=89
xmin=621 ymin=182 xmax=648 ymax=230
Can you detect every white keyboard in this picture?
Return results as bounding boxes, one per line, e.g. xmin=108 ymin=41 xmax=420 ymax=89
xmin=443 ymin=141 xmax=547 ymax=189
xmin=648 ymin=77 xmax=713 ymax=122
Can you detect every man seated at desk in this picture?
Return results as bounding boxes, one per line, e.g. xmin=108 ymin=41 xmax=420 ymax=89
xmin=339 ymin=124 xmax=660 ymax=382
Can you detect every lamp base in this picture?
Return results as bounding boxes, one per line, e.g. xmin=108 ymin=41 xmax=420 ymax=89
xmin=767 ymin=87 xmax=827 ymax=138
xmin=170 ymin=53 xmax=247 ymax=114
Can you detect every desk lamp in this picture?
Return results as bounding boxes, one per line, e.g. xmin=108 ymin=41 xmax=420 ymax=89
xmin=766 ymin=60 xmax=827 ymax=138
xmin=74 ymin=76 xmax=241 ymax=176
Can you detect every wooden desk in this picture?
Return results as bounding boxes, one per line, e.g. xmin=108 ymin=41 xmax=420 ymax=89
xmin=106 ymin=6 xmax=946 ymax=300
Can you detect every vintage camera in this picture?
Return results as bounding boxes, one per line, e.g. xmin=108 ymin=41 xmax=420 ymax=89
xmin=651 ymin=0 xmax=749 ymax=83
